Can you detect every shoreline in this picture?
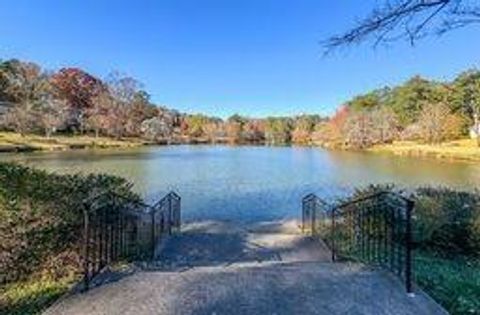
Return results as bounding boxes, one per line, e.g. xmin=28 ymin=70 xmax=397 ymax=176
xmin=1 ymin=132 xmax=479 ymax=163
xmin=368 ymin=139 xmax=480 ymax=163
xmin=0 ymin=132 xmax=151 ymax=153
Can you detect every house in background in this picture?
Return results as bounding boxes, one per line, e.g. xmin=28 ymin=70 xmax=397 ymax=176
xmin=470 ymin=125 xmax=479 ymax=139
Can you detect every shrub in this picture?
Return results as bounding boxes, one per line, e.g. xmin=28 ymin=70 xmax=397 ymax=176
xmin=0 ymin=162 xmax=138 ymax=284
xmin=414 ymin=187 xmax=480 ymax=256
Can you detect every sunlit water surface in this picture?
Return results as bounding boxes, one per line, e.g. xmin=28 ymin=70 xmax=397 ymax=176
xmin=2 ymin=146 xmax=479 ymax=222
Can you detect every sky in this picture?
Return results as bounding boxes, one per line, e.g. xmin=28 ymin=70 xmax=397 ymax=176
xmin=1 ymin=0 xmax=480 ymax=118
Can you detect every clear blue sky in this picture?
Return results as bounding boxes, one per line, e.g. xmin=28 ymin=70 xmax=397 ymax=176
xmin=1 ymin=0 xmax=479 ymax=118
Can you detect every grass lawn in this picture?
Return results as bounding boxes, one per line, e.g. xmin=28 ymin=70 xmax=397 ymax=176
xmin=0 ymin=275 xmax=77 ymax=315
xmin=415 ymin=251 xmax=480 ymax=315
xmin=369 ymin=139 xmax=480 ymax=162
xmin=0 ymin=132 xmax=148 ymax=152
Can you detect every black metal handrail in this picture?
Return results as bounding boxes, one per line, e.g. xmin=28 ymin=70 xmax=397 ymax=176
xmin=301 ymin=191 xmax=414 ymax=293
xmin=82 ymin=190 xmax=181 ymax=290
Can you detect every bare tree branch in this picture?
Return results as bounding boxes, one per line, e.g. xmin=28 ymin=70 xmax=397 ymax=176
xmin=324 ymin=0 xmax=480 ymax=53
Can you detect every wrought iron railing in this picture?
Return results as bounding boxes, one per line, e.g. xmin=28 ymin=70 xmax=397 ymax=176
xmin=82 ymin=190 xmax=181 ymax=290
xmin=302 ymin=191 xmax=414 ymax=293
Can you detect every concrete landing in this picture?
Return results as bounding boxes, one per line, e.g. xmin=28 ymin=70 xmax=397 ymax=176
xmin=44 ymin=220 xmax=447 ymax=315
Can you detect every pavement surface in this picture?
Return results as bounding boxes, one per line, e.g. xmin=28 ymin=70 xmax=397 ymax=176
xmin=44 ymin=220 xmax=447 ymax=315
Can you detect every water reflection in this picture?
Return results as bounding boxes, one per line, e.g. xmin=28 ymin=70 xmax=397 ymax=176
xmin=2 ymin=146 xmax=479 ymax=222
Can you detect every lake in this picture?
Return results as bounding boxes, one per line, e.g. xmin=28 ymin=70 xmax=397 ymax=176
xmin=2 ymin=145 xmax=480 ymax=222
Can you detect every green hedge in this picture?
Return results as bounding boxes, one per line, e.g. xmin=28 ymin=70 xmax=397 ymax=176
xmin=351 ymin=184 xmax=480 ymax=257
xmin=414 ymin=187 xmax=480 ymax=256
xmin=0 ymin=162 xmax=138 ymax=285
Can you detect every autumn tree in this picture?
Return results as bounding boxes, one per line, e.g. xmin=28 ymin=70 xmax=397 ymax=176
xmin=291 ymin=115 xmax=321 ymax=145
xmin=418 ymin=102 xmax=464 ymax=144
xmin=103 ymin=74 xmax=142 ymax=139
xmin=202 ymin=119 xmax=225 ymax=143
xmin=370 ymin=106 xmax=399 ymax=143
xmin=243 ymin=119 xmax=265 ymax=143
xmin=88 ymin=91 xmax=112 ymax=138
xmin=1 ymin=60 xmax=50 ymax=135
xmin=226 ymin=114 xmax=247 ymax=144
xmin=317 ymin=106 xmax=350 ymax=146
xmin=203 ymin=121 xmax=219 ymax=143
xmin=345 ymin=110 xmax=375 ymax=148
xmin=125 ymin=91 xmax=155 ymax=136
xmin=140 ymin=117 xmax=173 ymax=142
xmin=264 ymin=117 xmax=292 ymax=145
xmin=185 ymin=114 xmax=209 ymax=138
xmin=51 ymin=68 xmax=104 ymax=133
xmin=38 ymin=98 xmax=68 ymax=137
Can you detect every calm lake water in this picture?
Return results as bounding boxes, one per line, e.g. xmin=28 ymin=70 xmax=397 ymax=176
xmin=2 ymin=145 xmax=480 ymax=222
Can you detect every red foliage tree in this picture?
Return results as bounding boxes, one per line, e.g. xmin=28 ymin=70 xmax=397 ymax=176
xmin=50 ymin=68 xmax=105 ymax=132
xmin=51 ymin=68 xmax=104 ymax=110
xmin=330 ymin=105 xmax=349 ymax=131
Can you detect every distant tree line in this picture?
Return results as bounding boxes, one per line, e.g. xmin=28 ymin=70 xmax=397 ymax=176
xmin=0 ymin=59 xmax=327 ymax=145
xmin=1 ymin=58 xmax=479 ymax=147
xmin=317 ymin=73 xmax=480 ymax=148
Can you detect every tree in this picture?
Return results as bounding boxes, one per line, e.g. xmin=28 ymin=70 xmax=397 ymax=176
xmin=51 ymin=68 xmax=104 ymax=133
xmin=325 ymin=0 xmax=480 ymax=51
xmin=203 ymin=121 xmax=221 ymax=143
xmin=451 ymin=69 xmax=480 ymax=146
xmin=264 ymin=117 xmax=292 ymax=145
xmin=291 ymin=115 xmax=318 ymax=144
xmin=243 ymin=119 xmax=265 ymax=143
xmin=346 ymin=89 xmax=387 ymax=112
xmin=386 ymin=76 xmax=446 ymax=126
xmin=370 ymin=106 xmax=399 ymax=143
xmin=102 ymin=74 xmax=142 ymax=139
xmin=38 ymin=98 xmax=68 ymax=137
xmin=140 ymin=117 xmax=173 ymax=141
xmin=185 ymin=114 xmax=208 ymax=138
xmin=87 ymin=90 xmax=112 ymax=138
xmin=321 ymin=105 xmax=350 ymax=146
xmin=1 ymin=60 xmax=51 ymax=135
xmin=417 ymin=101 xmax=464 ymax=143
xmin=345 ymin=110 xmax=375 ymax=148
xmin=0 ymin=60 xmax=14 ymax=103
xmin=226 ymin=114 xmax=247 ymax=144
xmin=226 ymin=120 xmax=243 ymax=144
xmin=125 ymin=91 xmax=155 ymax=137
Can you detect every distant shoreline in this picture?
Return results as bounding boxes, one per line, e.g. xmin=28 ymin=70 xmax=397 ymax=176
xmin=367 ymin=139 xmax=480 ymax=163
xmin=1 ymin=131 xmax=479 ymax=163
xmin=0 ymin=132 xmax=149 ymax=153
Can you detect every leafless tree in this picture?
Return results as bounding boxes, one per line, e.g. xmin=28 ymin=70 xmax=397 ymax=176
xmin=325 ymin=0 xmax=480 ymax=51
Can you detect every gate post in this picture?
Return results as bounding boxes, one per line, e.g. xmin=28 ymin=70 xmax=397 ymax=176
xmin=331 ymin=208 xmax=336 ymax=262
xmin=311 ymin=203 xmax=316 ymax=236
xmin=151 ymin=210 xmax=156 ymax=260
xmin=82 ymin=204 xmax=90 ymax=291
xmin=168 ymin=195 xmax=172 ymax=235
xmin=302 ymin=201 xmax=305 ymax=233
xmin=405 ymin=199 xmax=414 ymax=294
